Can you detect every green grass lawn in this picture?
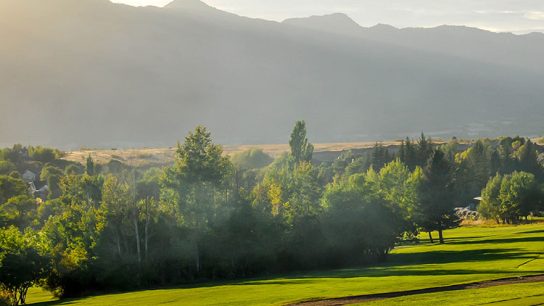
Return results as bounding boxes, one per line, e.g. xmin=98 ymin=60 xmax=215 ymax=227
xmin=362 ymin=282 xmax=544 ymax=306
xmin=29 ymin=223 xmax=544 ymax=305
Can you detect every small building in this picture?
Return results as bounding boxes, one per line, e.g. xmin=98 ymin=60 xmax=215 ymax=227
xmin=35 ymin=185 xmax=49 ymax=200
xmin=22 ymin=170 xmax=36 ymax=182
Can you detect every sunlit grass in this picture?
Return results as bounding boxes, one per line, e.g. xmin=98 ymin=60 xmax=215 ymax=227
xmin=362 ymin=282 xmax=544 ymax=306
xmin=29 ymin=223 xmax=544 ymax=305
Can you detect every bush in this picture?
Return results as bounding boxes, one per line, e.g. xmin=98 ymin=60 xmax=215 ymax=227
xmin=0 ymin=161 xmax=16 ymax=176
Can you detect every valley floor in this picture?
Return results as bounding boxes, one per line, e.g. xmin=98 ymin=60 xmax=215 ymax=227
xmin=28 ymin=223 xmax=544 ymax=306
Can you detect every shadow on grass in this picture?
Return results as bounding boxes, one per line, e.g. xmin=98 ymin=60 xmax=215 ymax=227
xmin=386 ymin=248 xmax=534 ymax=265
xmin=519 ymin=229 xmax=544 ymax=235
xmin=30 ymin=239 xmax=543 ymax=304
xmin=444 ymin=236 xmax=544 ymax=245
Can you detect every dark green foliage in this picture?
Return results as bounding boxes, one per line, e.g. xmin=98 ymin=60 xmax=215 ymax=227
xmin=479 ymin=173 xmax=503 ymax=223
xmin=417 ymin=133 xmax=433 ymax=167
xmin=321 ymin=175 xmax=402 ymax=265
xmin=40 ymin=165 xmax=64 ymax=199
xmin=85 ymin=155 xmax=96 ymax=176
xmin=0 ymin=227 xmax=51 ymax=306
xmin=455 ymin=140 xmax=494 ymax=203
xmin=480 ymin=171 xmax=541 ymax=224
xmin=289 ymin=121 xmax=314 ymax=164
xmin=399 ymin=137 xmax=418 ymax=170
xmin=370 ymin=143 xmax=392 ymax=170
xmin=0 ymin=196 xmax=37 ymax=230
xmin=417 ymin=150 xmax=460 ymax=243
xmin=64 ymin=164 xmax=83 ymax=176
xmin=0 ymin=162 xmax=16 ymax=176
xmin=27 ymin=147 xmax=61 ymax=164
xmin=0 ymin=176 xmax=28 ymax=205
xmin=230 ymin=149 xmax=273 ymax=170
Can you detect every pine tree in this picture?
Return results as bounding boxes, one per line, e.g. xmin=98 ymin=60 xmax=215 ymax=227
xmin=417 ymin=150 xmax=460 ymax=243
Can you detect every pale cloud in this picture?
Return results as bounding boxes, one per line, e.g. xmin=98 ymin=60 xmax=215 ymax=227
xmin=525 ymin=11 xmax=544 ymax=20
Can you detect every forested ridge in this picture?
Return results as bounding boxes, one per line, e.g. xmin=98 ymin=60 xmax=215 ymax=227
xmin=1 ymin=122 xmax=543 ymax=305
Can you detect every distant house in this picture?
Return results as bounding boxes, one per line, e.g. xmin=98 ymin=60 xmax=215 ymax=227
xmin=28 ymin=182 xmax=49 ymax=200
xmin=22 ymin=170 xmax=37 ymax=182
xmin=35 ymin=185 xmax=49 ymax=200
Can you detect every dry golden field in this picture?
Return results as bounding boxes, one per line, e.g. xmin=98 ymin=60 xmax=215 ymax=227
xmin=62 ymin=141 xmax=406 ymax=167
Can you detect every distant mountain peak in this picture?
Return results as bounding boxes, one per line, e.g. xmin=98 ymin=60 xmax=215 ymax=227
xmin=369 ymin=23 xmax=398 ymax=31
xmin=283 ymin=13 xmax=362 ymax=35
xmin=165 ymin=0 xmax=213 ymax=10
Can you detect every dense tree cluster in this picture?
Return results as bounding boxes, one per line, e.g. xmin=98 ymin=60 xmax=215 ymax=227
xmin=0 ymin=127 xmax=544 ymax=305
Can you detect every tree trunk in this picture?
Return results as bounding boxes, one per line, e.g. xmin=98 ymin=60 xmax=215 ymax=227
xmin=195 ymin=242 xmax=201 ymax=274
xmin=134 ymin=217 xmax=141 ymax=264
xmin=116 ymin=229 xmax=122 ymax=258
xmin=144 ymin=200 xmax=150 ymax=261
xmin=144 ymin=217 xmax=149 ymax=261
xmin=438 ymin=228 xmax=444 ymax=244
xmin=428 ymin=232 xmax=434 ymax=243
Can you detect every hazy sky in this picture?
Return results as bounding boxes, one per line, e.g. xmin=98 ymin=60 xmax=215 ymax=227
xmin=111 ymin=0 xmax=544 ymax=33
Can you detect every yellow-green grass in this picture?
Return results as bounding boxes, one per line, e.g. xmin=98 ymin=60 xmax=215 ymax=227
xmin=30 ymin=223 xmax=544 ymax=305
xmin=362 ymin=282 xmax=544 ymax=306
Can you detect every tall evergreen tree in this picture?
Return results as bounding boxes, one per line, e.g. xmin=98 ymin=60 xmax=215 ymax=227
xmin=289 ymin=121 xmax=314 ymax=164
xmin=417 ymin=133 xmax=433 ymax=167
xmin=85 ymin=155 xmax=95 ymax=176
xmin=417 ymin=150 xmax=460 ymax=244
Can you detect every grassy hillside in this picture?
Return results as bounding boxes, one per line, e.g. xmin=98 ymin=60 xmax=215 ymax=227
xmin=29 ymin=223 xmax=544 ymax=305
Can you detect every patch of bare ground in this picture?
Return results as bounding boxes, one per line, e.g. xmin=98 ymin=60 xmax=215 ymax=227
xmin=289 ymin=274 xmax=544 ymax=306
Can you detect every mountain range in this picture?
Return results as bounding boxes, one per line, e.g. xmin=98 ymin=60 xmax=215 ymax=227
xmin=1 ymin=0 xmax=543 ymax=148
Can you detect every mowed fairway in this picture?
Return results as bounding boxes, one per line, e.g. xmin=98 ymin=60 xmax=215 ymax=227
xmin=30 ymin=223 xmax=544 ymax=306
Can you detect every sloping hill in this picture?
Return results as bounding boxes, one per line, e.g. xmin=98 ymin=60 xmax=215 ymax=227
xmin=1 ymin=0 xmax=543 ymax=148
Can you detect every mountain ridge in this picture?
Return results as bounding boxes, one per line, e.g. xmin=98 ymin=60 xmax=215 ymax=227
xmin=0 ymin=0 xmax=543 ymax=148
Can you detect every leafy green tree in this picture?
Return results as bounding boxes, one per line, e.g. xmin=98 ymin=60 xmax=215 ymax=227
xmin=289 ymin=121 xmax=314 ymax=164
xmin=0 ymin=196 xmax=37 ymax=230
xmin=321 ymin=174 xmax=402 ymax=263
xmin=284 ymin=162 xmax=322 ymax=224
xmin=0 ymin=176 xmax=28 ymax=205
xmin=0 ymin=145 xmax=26 ymax=168
xmin=230 ymin=149 xmax=273 ymax=170
xmin=27 ymin=146 xmax=61 ymax=164
xmin=42 ymin=174 xmax=105 ymax=296
xmin=0 ymin=227 xmax=50 ymax=306
xmin=455 ymin=140 xmax=494 ymax=203
xmin=478 ymin=173 xmax=503 ymax=223
xmin=59 ymin=174 xmax=103 ymax=206
xmin=40 ymin=165 xmax=64 ymax=199
xmin=417 ymin=150 xmax=459 ymax=243
xmin=101 ymin=175 xmax=135 ymax=262
xmin=162 ymin=126 xmax=231 ymax=274
xmin=0 ymin=161 xmax=16 ymax=176
xmin=366 ymin=160 xmax=422 ymax=228
xmin=498 ymin=171 xmax=537 ymax=223
xmin=514 ymin=140 xmax=542 ymax=178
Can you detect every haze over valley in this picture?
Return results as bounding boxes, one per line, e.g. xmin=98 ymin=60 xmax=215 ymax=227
xmin=1 ymin=0 xmax=544 ymax=148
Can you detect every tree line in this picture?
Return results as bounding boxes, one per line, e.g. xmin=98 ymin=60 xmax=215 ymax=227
xmin=0 ymin=123 xmax=543 ymax=305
